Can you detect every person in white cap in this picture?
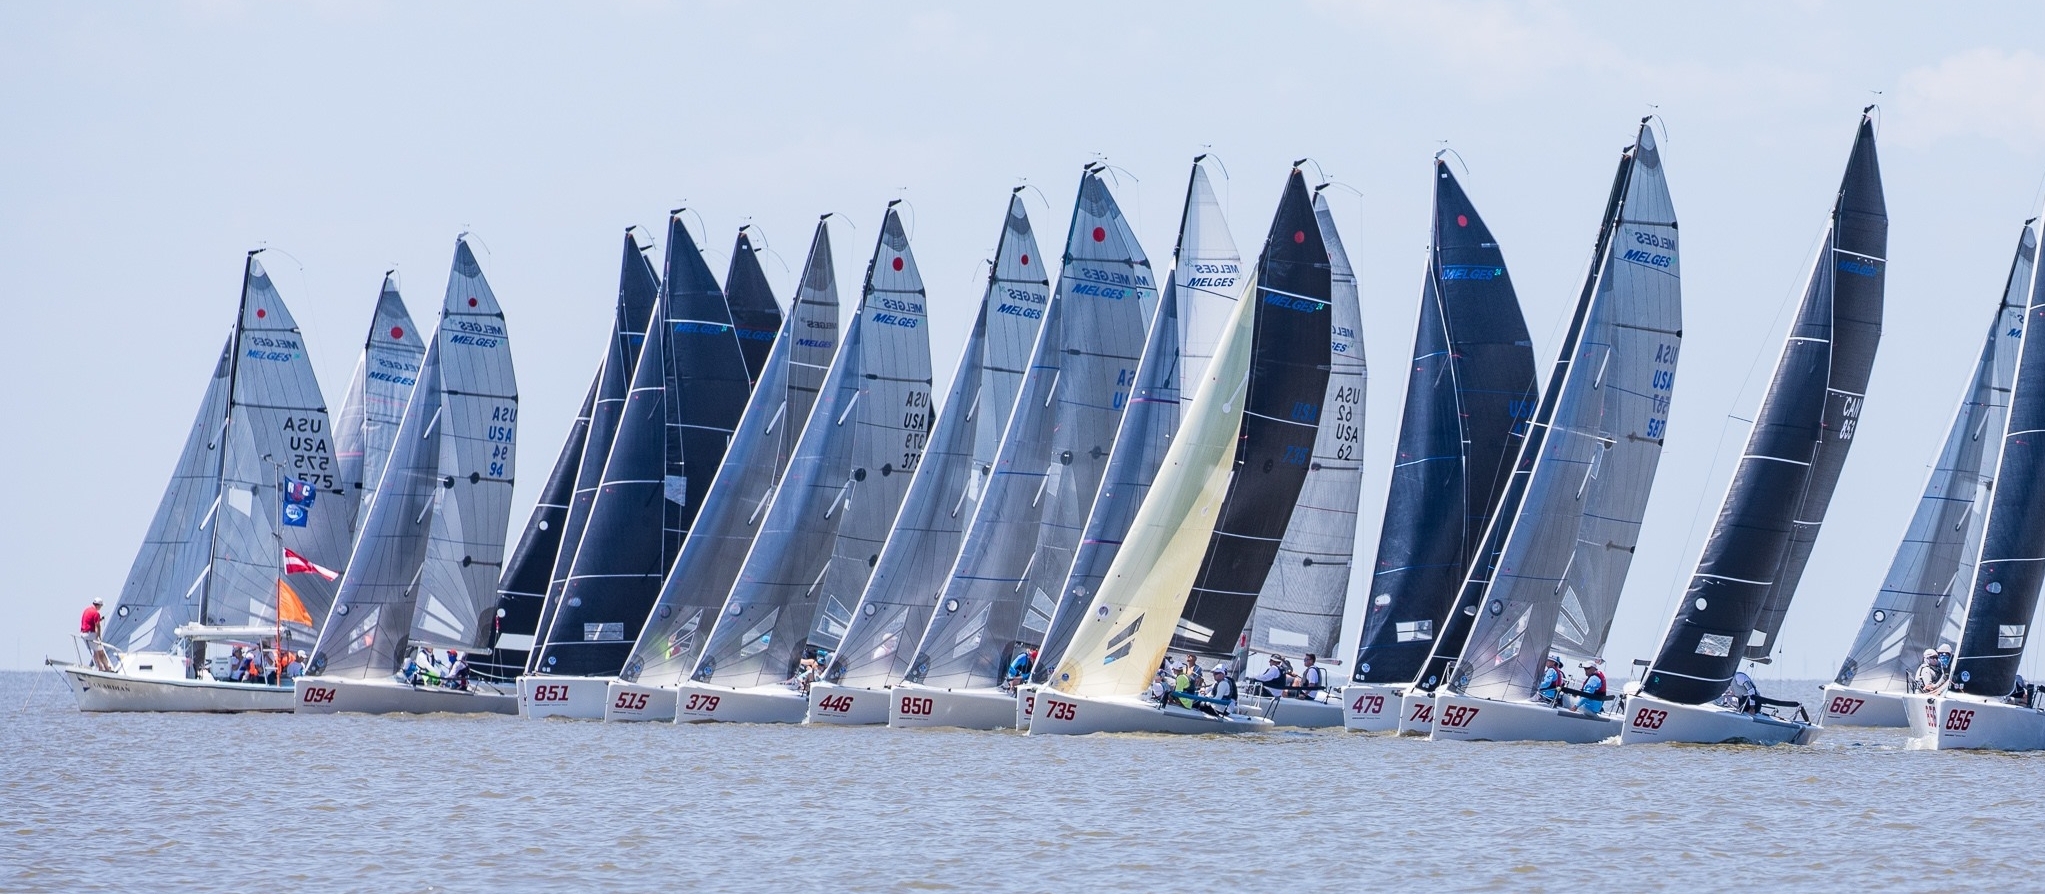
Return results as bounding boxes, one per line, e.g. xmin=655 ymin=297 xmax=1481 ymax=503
xmin=79 ymin=598 xmax=110 ymax=671
xmin=1576 ymin=658 xmax=1609 ymax=715
xmin=1913 ymin=648 xmax=1945 ymax=694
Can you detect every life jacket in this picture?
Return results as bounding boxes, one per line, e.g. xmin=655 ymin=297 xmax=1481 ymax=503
xmin=1583 ymin=669 xmax=1608 ymax=698
xmin=1302 ymin=665 xmax=1323 ymax=690
xmin=1212 ymin=676 xmax=1235 ymax=702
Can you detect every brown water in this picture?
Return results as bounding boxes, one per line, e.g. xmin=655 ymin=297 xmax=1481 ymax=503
xmin=4 ymin=671 xmax=2040 ymax=891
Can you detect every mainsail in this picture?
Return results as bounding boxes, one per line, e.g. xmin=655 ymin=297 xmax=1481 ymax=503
xmin=1048 ymin=169 xmax=1331 ymax=696
xmin=482 ymin=378 xmax=592 ymax=679
xmin=728 ymin=226 xmax=784 ymax=384
xmin=1352 ymin=160 xmax=1537 ymax=686
xmin=1950 ymin=214 xmax=2045 ymax=699
xmin=334 ymin=275 xmax=425 ymax=537
xmin=1835 ymin=222 xmax=2034 ymax=693
xmin=621 ymin=219 xmax=839 ymax=687
xmin=530 ymin=220 xmax=757 ymax=677
xmin=1645 ymin=114 xmax=1885 ymax=703
xmin=1034 ymin=160 xmax=1237 ymax=679
xmin=905 ymin=168 xmax=1157 ymax=690
xmin=825 ymin=194 xmax=1047 ymax=689
xmin=689 ymin=207 xmax=932 ymax=688
xmin=1443 ymin=121 xmax=1681 ymax=702
xmin=108 ymin=254 xmax=350 ymax=654
xmin=308 ymin=237 xmax=518 ymax=675
xmin=1241 ymin=187 xmax=1365 ymax=659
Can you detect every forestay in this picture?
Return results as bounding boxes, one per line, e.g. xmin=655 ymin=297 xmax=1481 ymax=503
xmin=1835 ymin=223 xmax=2033 ymax=693
xmin=621 ymin=220 xmax=839 ymax=687
xmin=334 ymin=275 xmax=425 ymax=538
xmin=1448 ymin=122 xmax=1681 ymax=702
xmin=826 ymin=195 xmax=1047 ymax=689
xmin=689 ymin=208 xmax=931 ymax=689
xmin=906 ymin=169 xmax=1157 ymax=691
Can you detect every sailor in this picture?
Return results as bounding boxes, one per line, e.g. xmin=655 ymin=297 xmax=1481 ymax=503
xmin=447 ymin=652 xmax=472 ymax=691
xmin=239 ymin=648 xmax=263 ymax=685
xmin=1171 ymin=663 xmax=1198 ymax=709
xmin=1250 ymin=656 xmax=1289 ymax=696
xmin=276 ymin=648 xmax=300 ymax=681
xmin=1003 ymin=647 xmax=1036 ymax=690
xmin=790 ymin=648 xmax=824 ymax=692
xmin=1912 ymin=649 xmax=1943 ymax=693
xmin=1536 ymin=656 xmax=1566 ymax=705
xmin=1936 ymin=644 xmax=1954 ymax=681
xmin=1290 ymin=654 xmax=1326 ymax=700
xmin=79 ymin=598 xmax=110 ymax=671
xmin=1577 ymin=659 xmax=1609 ymax=715
xmin=1729 ymin=670 xmax=1760 ymax=714
xmin=1198 ymin=666 xmax=1237 ymax=718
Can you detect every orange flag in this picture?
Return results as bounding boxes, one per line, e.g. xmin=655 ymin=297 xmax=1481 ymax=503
xmin=277 ymin=580 xmax=315 ymax=627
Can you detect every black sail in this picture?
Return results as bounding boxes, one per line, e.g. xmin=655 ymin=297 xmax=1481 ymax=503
xmin=1952 ymin=224 xmax=2045 ymax=698
xmin=1351 ymin=161 xmax=1538 ymax=684
xmin=1169 ymin=170 xmax=1332 ymax=656
xmin=532 ymin=217 xmax=753 ymax=677
xmin=1644 ymin=115 xmax=1885 ymax=703
xmin=726 ymin=228 xmax=786 ymax=384
xmin=522 ymin=233 xmax=661 ymax=671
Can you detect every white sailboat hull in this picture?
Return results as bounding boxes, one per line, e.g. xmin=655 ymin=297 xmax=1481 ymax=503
xmin=1339 ymin=683 xmax=1405 ymax=733
xmin=804 ymin=682 xmax=889 ymax=725
xmin=1615 ymin=693 xmax=1817 ymax=746
xmin=61 ymin=665 xmax=295 ymax=713
xmin=1238 ymin=692 xmax=1344 ymax=728
xmin=1027 ymin=690 xmax=1274 ymax=736
xmin=1395 ymin=689 xmax=1439 ymax=736
xmin=293 ymin=676 xmax=517 ymax=716
xmin=673 ymin=682 xmax=807 ymax=724
xmin=604 ymin=681 xmax=678 ymax=722
xmin=1429 ymin=692 xmax=1620 ymax=744
xmin=1905 ymin=692 xmax=2045 ymax=751
xmin=1818 ymin=683 xmax=1910 ymax=727
xmin=887 ymin=684 xmax=1020 ymax=730
xmin=517 ymin=675 xmax=613 ymax=720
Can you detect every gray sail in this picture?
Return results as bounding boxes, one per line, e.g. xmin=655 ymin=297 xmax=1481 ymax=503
xmin=1450 ymin=122 xmax=1682 ymax=701
xmin=689 ymin=208 xmax=932 ymax=688
xmin=906 ymin=169 xmax=1158 ymax=690
xmin=524 ymin=232 xmax=662 ymax=668
xmin=1034 ymin=161 xmax=1237 ymax=678
xmin=1835 ymin=223 xmax=2032 ymax=692
xmin=334 ymin=275 xmax=426 ymax=537
xmin=621 ymin=220 xmax=839 ymax=687
xmin=825 ymin=194 xmax=1048 ymax=689
xmin=1243 ymin=189 xmax=1367 ymax=659
xmin=108 ymin=255 xmax=349 ymax=653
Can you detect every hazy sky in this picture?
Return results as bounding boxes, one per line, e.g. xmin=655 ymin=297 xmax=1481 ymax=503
xmin=7 ymin=2 xmax=2045 ymax=684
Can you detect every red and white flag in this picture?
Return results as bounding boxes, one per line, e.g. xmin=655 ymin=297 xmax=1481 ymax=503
xmin=282 ymin=548 xmax=339 ymax=581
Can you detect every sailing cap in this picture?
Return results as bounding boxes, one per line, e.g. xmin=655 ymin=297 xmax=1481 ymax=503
xmin=1210 ymin=666 xmax=1227 ymax=675
xmin=91 ymin=598 xmax=104 ymax=605
xmin=1924 ymin=649 xmax=1939 ymax=659
xmin=1939 ymin=644 xmax=1954 ymax=653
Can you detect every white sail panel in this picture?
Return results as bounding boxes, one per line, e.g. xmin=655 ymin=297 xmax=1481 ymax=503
xmin=335 ymin=276 xmax=426 ymax=538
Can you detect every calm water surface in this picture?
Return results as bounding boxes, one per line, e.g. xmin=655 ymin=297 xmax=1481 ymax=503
xmin=3 ymin=671 xmax=2040 ymax=892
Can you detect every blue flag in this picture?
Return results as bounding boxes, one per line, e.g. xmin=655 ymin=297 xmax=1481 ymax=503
xmin=282 ymin=479 xmax=315 ymax=527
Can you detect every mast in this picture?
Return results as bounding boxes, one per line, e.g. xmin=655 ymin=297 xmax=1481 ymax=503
xmin=198 ymin=251 xmax=261 ymax=629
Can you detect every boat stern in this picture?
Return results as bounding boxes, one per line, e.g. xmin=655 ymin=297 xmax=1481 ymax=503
xmin=518 ymin=674 xmax=613 ymax=720
xmin=805 ymin=682 xmax=889 ymax=725
xmin=604 ymin=680 xmax=678 ymax=722
xmin=673 ymin=682 xmax=808 ymax=724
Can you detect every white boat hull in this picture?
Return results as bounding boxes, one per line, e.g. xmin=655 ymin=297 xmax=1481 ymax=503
xmin=1615 ymin=693 xmax=1818 ymax=746
xmin=61 ymin=665 xmax=295 ymax=713
xmin=1905 ymin=692 xmax=2045 ymax=751
xmin=517 ymin=675 xmax=614 ymax=720
xmin=293 ymin=676 xmax=517 ymax=715
xmin=604 ymin=680 xmax=679 ymax=722
xmin=888 ymin=685 xmax=1021 ymax=730
xmin=673 ymin=682 xmax=807 ymax=724
xmin=804 ymin=682 xmax=890 ymax=725
xmin=1429 ymin=692 xmax=1620 ymax=744
xmin=1818 ymin=684 xmax=1910 ymax=727
xmin=1339 ymin=683 xmax=1404 ymax=733
xmin=1027 ymin=690 xmax=1274 ymax=736
xmin=1239 ymin=692 xmax=1344 ymax=728
xmin=1016 ymin=684 xmax=1035 ymax=729
xmin=1395 ymin=689 xmax=1439 ymax=736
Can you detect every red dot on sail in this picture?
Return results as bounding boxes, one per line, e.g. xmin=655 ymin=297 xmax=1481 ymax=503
xmin=1457 ymin=214 xmax=1469 ymax=227
xmin=892 ymin=257 xmax=904 ymax=272
xmin=1092 ymin=227 xmax=1106 ymax=243
xmin=1020 ymin=254 xmax=1030 ymax=266
xmin=468 ymin=297 xmax=478 ymax=307
xmin=1293 ymin=231 xmax=1306 ymax=244
xmin=255 ymin=308 xmax=266 ymax=318
xmin=390 ymin=326 xmax=405 ymax=339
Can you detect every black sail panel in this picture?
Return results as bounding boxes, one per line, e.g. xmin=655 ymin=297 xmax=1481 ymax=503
xmin=1353 ymin=161 xmax=1537 ymax=684
xmin=477 ymin=377 xmax=595 ymax=680
xmin=726 ymin=228 xmax=786 ymax=385
xmin=1171 ymin=170 xmax=1331 ymax=656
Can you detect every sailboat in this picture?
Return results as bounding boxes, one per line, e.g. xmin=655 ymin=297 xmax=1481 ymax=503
xmin=1825 ymin=222 xmax=2033 ymax=727
xmin=1017 ymin=159 xmax=1236 ymax=733
xmin=889 ymin=166 xmax=1159 ymax=730
xmin=294 ymin=236 xmax=520 ymax=715
xmin=1339 ymin=158 xmax=1539 ymax=734
xmin=1625 ymin=113 xmax=1884 ymax=746
xmin=485 ymin=229 xmax=662 ymax=681
xmin=519 ymin=217 xmax=762 ymax=719
xmin=1906 ymin=211 xmax=2045 ymax=751
xmin=63 ymin=253 xmax=351 ymax=712
xmin=671 ymin=205 xmax=932 ymax=723
xmin=605 ymin=218 xmax=840 ymax=721
xmin=334 ymin=275 xmax=426 ymax=538
xmin=805 ymin=193 xmax=1048 ymax=725
xmin=1032 ymin=168 xmax=1331 ymax=736
xmin=1416 ymin=119 xmax=1681 ymax=744
xmin=1232 ymin=185 xmax=1367 ymax=729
